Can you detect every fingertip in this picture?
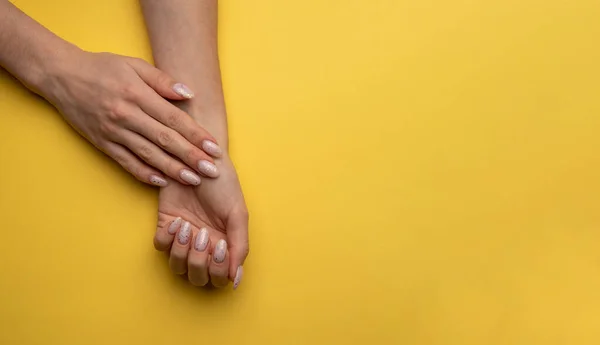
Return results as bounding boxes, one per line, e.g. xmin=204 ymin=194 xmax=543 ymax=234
xmin=149 ymin=175 xmax=168 ymax=187
xmin=213 ymin=239 xmax=228 ymax=264
xmin=233 ymin=265 xmax=243 ymax=290
xmin=172 ymin=83 xmax=194 ymax=99
xmin=154 ymin=216 xmax=181 ymax=251
xmin=228 ymin=246 xmax=248 ymax=281
xmin=201 ymin=140 xmax=223 ymax=158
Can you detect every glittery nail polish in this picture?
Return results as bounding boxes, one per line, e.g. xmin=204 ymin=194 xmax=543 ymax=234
xmin=194 ymin=228 xmax=209 ymax=252
xmin=233 ymin=266 xmax=243 ymax=290
xmin=180 ymin=169 xmax=201 ymax=185
xmin=177 ymin=221 xmax=191 ymax=245
xmin=213 ymin=239 xmax=227 ymax=263
xmin=168 ymin=217 xmax=182 ymax=235
xmin=149 ymin=175 xmax=168 ymax=187
xmin=198 ymin=160 xmax=219 ymax=178
xmin=201 ymin=140 xmax=223 ymax=158
xmin=172 ymin=83 xmax=194 ymax=99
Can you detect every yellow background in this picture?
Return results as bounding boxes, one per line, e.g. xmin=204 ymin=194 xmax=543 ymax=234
xmin=1 ymin=0 xmax=600 ymax=343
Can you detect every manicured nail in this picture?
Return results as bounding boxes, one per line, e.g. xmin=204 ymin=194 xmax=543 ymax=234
xmin=180 ymin=169 xmax=201 ymax=185
xmin=233 ymin=266 xmax=243 ymax=290
xmin=168 ymin=217 xmax=182 ymax=235
xmin=214 ymin=239 xmax=227 ymax=263
xmin=149 ymin=175 xmax=168 ymax=187
xmin=201 ymin=140 xmax=223 ymax=158
xmin=198 ymin=160 xmax=219 ymax=178
xmin=194 ymin=228 xmax=209 ymax=252
xmin=177 ymin=221 xmax=191 ymax=245
xmin=172 ymin=83 xmax=194 ymax=99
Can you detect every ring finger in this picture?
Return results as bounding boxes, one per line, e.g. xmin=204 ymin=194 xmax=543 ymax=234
xmin=116 ymin=131 xmax=202 ymax=186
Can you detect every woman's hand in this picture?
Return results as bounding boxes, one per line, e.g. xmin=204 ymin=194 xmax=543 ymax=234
xmin=41 ymin=51 xmax=223 ymax=187
xmin=154 ymin=153 xmax=249 ymax=289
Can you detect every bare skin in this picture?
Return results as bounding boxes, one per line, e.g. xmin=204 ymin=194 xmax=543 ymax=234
xmin=155 ymin=147 xmax=248 ymax=288
xmin=0 ymin=0 xmax=222 ymax=186
xmin=0 ymin=0 xmax=248 ymax=288
xmin=142 ymin=0 xmax=249 ymax=288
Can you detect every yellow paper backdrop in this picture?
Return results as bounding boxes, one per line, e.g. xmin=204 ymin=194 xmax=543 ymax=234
xmin=1 ymin=0 xmax=600 ymax=344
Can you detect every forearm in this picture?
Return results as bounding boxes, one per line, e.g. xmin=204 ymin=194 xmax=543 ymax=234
xmin=0 ymin=0 xmax=78 ymax=95
xmin=140 ymin=0 xmax=228 ymax=145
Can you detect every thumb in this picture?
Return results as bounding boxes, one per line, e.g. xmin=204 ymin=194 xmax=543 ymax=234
xmin=227 ymin=208 xmax=249 ymax=290
xmin=128 ymin=58 xmax=194 ymax=100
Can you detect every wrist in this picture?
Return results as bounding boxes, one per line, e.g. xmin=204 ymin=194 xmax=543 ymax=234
xmin=28 ymin=43 xmax=82 ymax=101
xmin=177 ymin=101 xmax=229 ymax=148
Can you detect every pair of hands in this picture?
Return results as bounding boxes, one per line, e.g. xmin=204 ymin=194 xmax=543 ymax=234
xmin=43 ymin=49 xmax=248 ymax=289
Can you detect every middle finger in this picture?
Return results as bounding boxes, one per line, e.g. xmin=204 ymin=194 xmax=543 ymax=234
xmin=169 ymin=220 xmax=192 ymax=275
xmin=127 ymin=109 xmax=219 ymax=178
xmin=187 ymin=227 xmax=210 ymax=287
xmin=135 ymin=88 xmax=223 ymax=159
xmin=116 ymin=131 xmax=202 ymax=185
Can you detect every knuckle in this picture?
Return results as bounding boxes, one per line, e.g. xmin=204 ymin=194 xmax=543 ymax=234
xmin=188 ymin=128 xmax=205 ymax=146
xmin=154 ymin=72 xmax=171 ymax=89
xmin=188 ymin=259 xmax=207 ymax=271
xmin=130 ymin=57 xmax=145 ymax=65
xmin=171 ymin=251 xmax=187 ymax=262
xmin=210 ymin=277 xmax=228 ymax=288
xmin=163 ymin=159 xmax=179 ymax=177
xmin=193 ymin=280 xmax=209 ymax=287
xmin=132 ymin=165 xmax=147 ymax=180
xmin=157 ymin=130 xmax=173 ymax=148
xmin=106 ymin=102 xmax=129 ymax=123
xmin=170 ymin=263 xmax=187 ymax=275
xmin=138 ymin=145 xmax=153 ymax=162
xmin=111 ymin=152 xmax=128 ymax=167
xmin=189 ymin=275 xmax=208 ymax=287
xmin=185 ymin=148 xmax=200 ymax=163
xmin=190 ymin=276 xmax=209 ymax=287
xmin=238 ymin=244 xmax=250 ymax=259
xmin=166 ymin=111 xmax=183 ymax=128
xmin=236 ymin=207 xmax=250 ymax=221
xmin=120 ymin=83 xmax=139 ymax=100
xmin=242 ymin=242 xmax=250 ymax=255
xmin=153 ymin=236 xmax=171 ymax=251
xmin=98 ymin=123 xmax=117 ymax=137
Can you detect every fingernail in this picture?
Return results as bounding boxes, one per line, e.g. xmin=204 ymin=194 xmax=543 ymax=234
xmin=149 ymin=175 xmax=168 ymax=187
xmin=194 ymin=228 xmax=209 ymax=252
xmin=167 ymin=217 xmax=182 ymax=235
xmin=172 ymin=83 xmax=194 ymax=99
xmin=180 ymin=169 xmax=202 ymax=185
xmin=214 ymin=239 xmax=227 ymax=263
xmin=201 ymin=140 xmax=223 ymax=158
xmin=233 ymin=266 xmax=243 ymax=290
xmin=198 ymin=160 xmax=219 ymax=178
xmin=177 ymin=221 xmax=191 ymax=245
